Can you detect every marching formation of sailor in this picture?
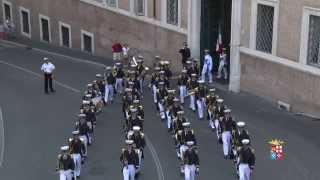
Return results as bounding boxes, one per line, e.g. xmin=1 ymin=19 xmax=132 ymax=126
xmin=56 ymin=71 xmax=108 ymax=180
xmin=55 ymin=49 xmax=255 ymax=180
xmin=119 ymin=55 xmax=149 ymax=180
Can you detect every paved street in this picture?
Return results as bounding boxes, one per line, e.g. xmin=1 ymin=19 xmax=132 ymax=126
xmin=0 ymin=39 xmax=319 ymax=180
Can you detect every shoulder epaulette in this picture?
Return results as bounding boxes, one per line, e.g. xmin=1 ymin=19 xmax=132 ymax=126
xmin=140 ymin=133 xmax=145 ymax=138
xmin=122 ymin=148 xmax=126 ymax=153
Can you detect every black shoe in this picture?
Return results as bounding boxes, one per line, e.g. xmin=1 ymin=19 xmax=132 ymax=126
xmin=51 ymin=90 xmax=55 ymax=93
xmin=77 ymin=176 xmax=80 ymax=179
xmin=45 ymin=91 xmax=49 ymax=94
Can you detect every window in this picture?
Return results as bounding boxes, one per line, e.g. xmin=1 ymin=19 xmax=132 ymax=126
xmin=81 ymin=30 xmax=94 ymax=53
xmin=59 ymin=22 xmax=72 ymax=48
xmin=250 ymin=0 xmax=278 ymax=55
xmin=307 ymin=15 xmax=320 ymax=66
xmin=39 ymin=15 xmax=51 ymax=42
xmin=19 ymin=7 xmax=31 ymax=38
xmin=107 ymin=0 xmax=117 ymax=7
xmin=3 ymin=1 xmax=12 ymax=21
xmin=135 ymin=0 xmax=145 ymax=16
xmin=167 ymin=0 xmax=178 ymax=25
xmin=299 ymin=7 xmax=320 ymax=67
xmin=256 ymin=4 xmax=274 ymax=53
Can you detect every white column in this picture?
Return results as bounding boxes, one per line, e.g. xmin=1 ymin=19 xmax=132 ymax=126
xmin=145 ymin=0 xmax=148 ymax=17
xmin=130 ymin=0 xmax=135 ymax=14
xmin=187 ymin=0 xmax=201 ymax=59
xmin=161 ymin=0 xmax=167 ymax=23
xmin=229 ymin=0 xmax=242 ymax=93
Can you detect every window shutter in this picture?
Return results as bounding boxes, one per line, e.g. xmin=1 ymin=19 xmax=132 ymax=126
xmin=167 ymin=0 xmax=178 ymax=25
xmin=108 ymin=0 xmax=117 ymax=7
xmin=135 ymin=0 xmax=145 ymax=16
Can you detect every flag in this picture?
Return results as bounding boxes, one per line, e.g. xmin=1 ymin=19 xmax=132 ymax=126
xmin=216 ymin=24 xmax=223 ymax=53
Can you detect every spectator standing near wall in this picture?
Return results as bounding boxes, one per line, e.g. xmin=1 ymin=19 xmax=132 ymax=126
xmin=4 ymin=18 xmax=15 ymax=39
xmin=112 ymin=41 xmax=123 ymax=61
xmin=179 ymin=42 xmax=191 ymax=68
xmin=122 ymin=43 xmax=130 ymax=66
xmin=0 ymin=22 xmax=5 ymax=39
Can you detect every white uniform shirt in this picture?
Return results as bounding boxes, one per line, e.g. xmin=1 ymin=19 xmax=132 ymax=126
xmin=203 ymin=54 xmax=213 ymax=71
xmin=220 ymin=54 xmax=227 ymax=65
xmin=41 ymin=62 xmax=55 ymax=74
xmin=122 ymin=47 xmax=130 ymax=56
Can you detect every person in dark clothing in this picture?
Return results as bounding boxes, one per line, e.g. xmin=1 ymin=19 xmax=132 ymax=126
xmin=56 ymin=146 xmax=75 ymax=180
xmin=179 ymin=42 xmax=191 ymax=67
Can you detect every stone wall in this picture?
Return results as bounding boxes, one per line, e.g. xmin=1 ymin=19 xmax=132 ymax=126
xmin=240 ymin=53 xmax=320 ymax=117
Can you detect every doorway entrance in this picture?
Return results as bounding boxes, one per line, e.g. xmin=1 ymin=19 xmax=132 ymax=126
xmin=200 ymin=0 xmax=232 ymax=83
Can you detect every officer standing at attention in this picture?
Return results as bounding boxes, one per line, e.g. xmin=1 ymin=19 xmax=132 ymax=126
xmin=179 ymin=42 xmax=191 ymax=67
xmin=237 ymin=139 xmax=255 ymax=180
xmin=56 ymin=146 xmax=75 ymax=180
xmin=41 ymin=57 xmax=55 ymax=94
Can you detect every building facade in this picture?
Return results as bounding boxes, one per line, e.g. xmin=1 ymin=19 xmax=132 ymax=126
xmin=1 ymin=0 xmax=320 ymax=116
xmin=232 ymin=0 xmax=320 ymax=116
xmin=0 ymin=0 xmax=198 ymax=72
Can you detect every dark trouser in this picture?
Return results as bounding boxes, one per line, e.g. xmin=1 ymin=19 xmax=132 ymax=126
xmin=44 ymin=73 xmax=54 ymax=93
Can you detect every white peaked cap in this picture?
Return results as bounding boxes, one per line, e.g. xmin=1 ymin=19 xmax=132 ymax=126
xmin=186 ymin=141 xmax=194 ymax=146
xmin=133 ymin=126 xmax=141 ymax=131
xmin=242 ymin=139 xmax=250 ymax=145
xmin=78 ymin=113 xmax=86 ymax=118
xmin=82 ymin=100 xmax=90 ymax=105
xmin=61 ymin=146 xmax=69 ymax=151
xmin=237 ymin=121 xmax=246 ymax=128
xmin=125 ymin=140 xmax=134 ymax=145
xmin=217 ymin=99 xmax=224 ymax=103
xmin=72 ymin=130 xmax=79 ymax=135
xmin=182 ymin=122 xmax=191 ymax=127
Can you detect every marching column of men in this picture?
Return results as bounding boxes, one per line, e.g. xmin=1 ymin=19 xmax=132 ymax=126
xmin=55 ymin=52 xmax=255 ymax=180
xmin=119 ymin=57 xmax=148 ymax=180
xmin=148 ymin=56 xmax=255 ymax=180
xmin=176 ymin=58 xmax=255 ymax=180
xmin=149 ymin=59 xmax=201 ymax=180
xmin=56 ymin=71 xmax=108 ymax=180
